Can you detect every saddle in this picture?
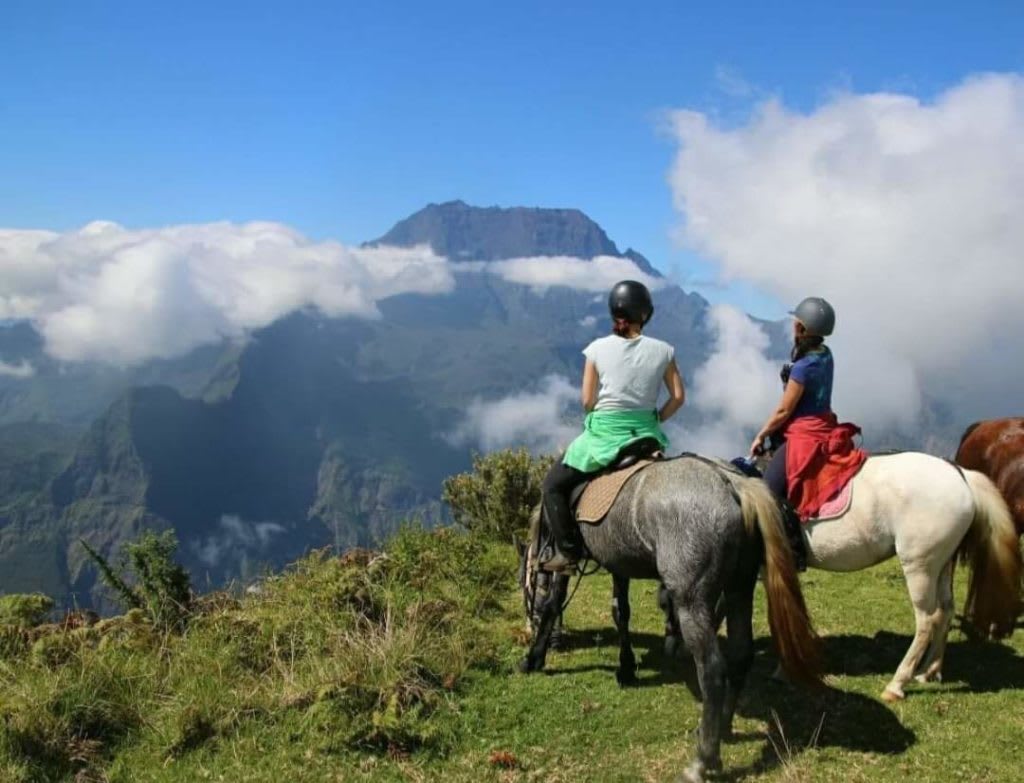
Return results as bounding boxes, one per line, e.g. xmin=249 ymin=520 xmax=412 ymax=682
xmin=572 ymin=437 xmax=664 ymax=524
xmin=807 ymin=481 xmax=853 ymax=521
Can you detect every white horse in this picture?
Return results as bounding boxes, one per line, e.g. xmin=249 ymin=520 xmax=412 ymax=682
xmin=797 ymin=452 xmax=1021 ymax=701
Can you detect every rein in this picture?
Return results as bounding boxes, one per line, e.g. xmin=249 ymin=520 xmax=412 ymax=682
xmin=560 ymin=557 xmax=601 ymax=613
xmin=524 ymin=524 xmax=601 ymax=626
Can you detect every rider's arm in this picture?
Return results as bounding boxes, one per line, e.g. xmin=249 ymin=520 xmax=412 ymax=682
xmin=752 ymin=379 xmax=805 ymax=448
xmin=581 ymin=359 xmax=599 ymax=411
xmin=658 ymin=359 xmax=685 ymax=423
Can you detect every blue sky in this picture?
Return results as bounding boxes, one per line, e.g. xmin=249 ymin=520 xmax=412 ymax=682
xmin=2 ymin=1 xmax=1022 ymax=317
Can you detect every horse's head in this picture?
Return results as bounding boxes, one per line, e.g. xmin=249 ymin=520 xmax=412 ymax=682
xmin=516 ymin=503 xmax=569 ymax=642
xmin=516 ymin=504 xmax=544 ymax=635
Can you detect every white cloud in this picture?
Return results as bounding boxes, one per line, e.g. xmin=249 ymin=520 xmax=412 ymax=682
xmin=680 ymin=305 xmax=780 ymax=458
xmin=0 ymin=220 xmax=668 ymax=367
xmin=669 ymin=73 xmax=1024 ymax=429
xmin=192 ymin=514 xmax=287 ymax=568
xmin=0 ymin=221 xmax=453 ymax=365
xmin=488 ymin=255 xmax=664 ymax=294
xmin=447 ymin=310 xmax=777 ymax=461
xmin=0 ymin=359 xmax=35 ymax=379
xmin=579 ymin=315 xmax=598 ymax=328
xmin=448 ymin=374 xmax=580 ymax=454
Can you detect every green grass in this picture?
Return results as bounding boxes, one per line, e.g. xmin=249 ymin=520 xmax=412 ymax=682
xmin=1 ymin=537 xmax=1022 ymax=783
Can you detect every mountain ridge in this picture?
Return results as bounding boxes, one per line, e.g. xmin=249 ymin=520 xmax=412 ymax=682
xmin=1 ymin=201 xmax=731 ymax=609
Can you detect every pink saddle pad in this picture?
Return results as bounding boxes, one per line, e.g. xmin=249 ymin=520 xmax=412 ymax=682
xmin=808 ymin=481 xmax=853 ymax=522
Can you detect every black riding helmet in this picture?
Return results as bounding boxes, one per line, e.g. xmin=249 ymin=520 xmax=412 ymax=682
xmin=608 ymin=280 xmax=654 ymax=325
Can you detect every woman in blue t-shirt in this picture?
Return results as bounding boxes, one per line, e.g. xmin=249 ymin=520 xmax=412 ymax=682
xmin=540 ymin=280 xmax=686 ymax=573
xmin=747 ymin=297 xmax=838 ymax=570
xmin=749 ymin=296 xmax=836 ymax=494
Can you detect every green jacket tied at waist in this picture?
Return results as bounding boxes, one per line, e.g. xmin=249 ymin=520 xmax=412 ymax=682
xmin=562 ymin=409 xmax=668 ymax=473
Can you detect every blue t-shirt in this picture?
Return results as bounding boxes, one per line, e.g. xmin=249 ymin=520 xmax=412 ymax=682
xmin=789 ymin=348 xmax=834 ymax=418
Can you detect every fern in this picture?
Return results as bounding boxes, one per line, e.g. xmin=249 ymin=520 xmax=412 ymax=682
xmin=81 ymin=538 xmax=143 ymax=611
xmin=81 ymin=531 xmax=192 ymax=630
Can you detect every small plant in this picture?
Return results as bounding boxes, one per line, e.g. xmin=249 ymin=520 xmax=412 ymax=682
xmin=0 ymin=594 xmax=54 ymax=628
xmin=766 ymin=709 xmax=826 ymax=782
xmin=442 ymin=448 xmax=554 ymax=544
xmin=82 ymin=530 xmax=193 ymax=632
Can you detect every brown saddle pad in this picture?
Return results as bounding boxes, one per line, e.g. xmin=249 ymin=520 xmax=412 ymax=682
xmin=576 ymin=459 xmax=656 ymax=524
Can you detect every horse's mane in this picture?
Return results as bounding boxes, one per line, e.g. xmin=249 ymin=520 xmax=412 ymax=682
xmin=957 ymin=420 xmax=983 ymax=452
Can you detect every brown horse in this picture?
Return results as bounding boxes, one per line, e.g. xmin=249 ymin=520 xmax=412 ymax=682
xmin=956 ymin=418 xmax=1024 ymax=536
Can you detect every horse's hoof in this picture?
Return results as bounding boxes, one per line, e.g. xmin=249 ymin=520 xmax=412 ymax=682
xmin=519 ymin=657 xmax=538 ymax=674
xmin=881 ymin=688 xmax=904 ymax=703
xmin=914 ymin=667 xmax=942 ymax=684
xmin=678 ymin=759 xmax=705 ymax=783
xmin=664 ymin=636 xmax=681 ymax=659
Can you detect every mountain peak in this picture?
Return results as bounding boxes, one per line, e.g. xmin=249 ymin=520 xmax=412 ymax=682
xmin=367 ymin=201 xmax=631 ymax=264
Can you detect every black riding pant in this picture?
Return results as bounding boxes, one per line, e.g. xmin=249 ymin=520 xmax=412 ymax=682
xmin=763 ymin=442 xmax=788 ymax=500
xmin=761 ymin=441 xmax=808 ymax=570
xmin=542 ymin=461 xmax=592 ymax=554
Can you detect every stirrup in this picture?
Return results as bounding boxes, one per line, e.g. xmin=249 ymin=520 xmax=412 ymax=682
xmin=539 ymin=549 xmax=580 ymax=574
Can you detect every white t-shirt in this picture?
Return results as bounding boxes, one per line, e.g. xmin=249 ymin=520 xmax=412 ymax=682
xmin=582 ymin=334 xmax=675 ymax=412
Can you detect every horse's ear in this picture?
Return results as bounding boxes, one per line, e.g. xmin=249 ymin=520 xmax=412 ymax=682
xmin=514 ymin=536 xmax=526 ymax=560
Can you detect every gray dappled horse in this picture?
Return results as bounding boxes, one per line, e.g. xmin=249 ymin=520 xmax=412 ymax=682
xmin=518 ymin=456 xmax=822 ymax=783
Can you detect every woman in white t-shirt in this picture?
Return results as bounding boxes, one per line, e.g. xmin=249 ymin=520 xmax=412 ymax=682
xmin=541 ymin=280 xmax=686 ymax=573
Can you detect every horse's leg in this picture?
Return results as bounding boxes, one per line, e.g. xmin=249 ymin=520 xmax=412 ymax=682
xmin=520 ymin=572 xmax=570 ymax=674
xmin=916 ymin=558 xmax=955 ymax=683
xmin=657 ymin=582 xmax=719 ymax=661
xmin=720 ymin=576 xmax=757 ymax=740
xmin=713 ymin=592 xmax=727 ymax=632
xmin=883 ymin=565 xmax=940 ymax=701
xmin=658 ymin=581 xmax=684 ymax=658
xmin=611 ymin=573 xmax=637 ymax=686
xmin=671 ymin=590 xmax=726 ymax=782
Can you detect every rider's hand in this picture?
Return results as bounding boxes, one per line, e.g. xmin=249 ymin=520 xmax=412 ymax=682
xmin=748 ymin=435 xmax=765 ymax=458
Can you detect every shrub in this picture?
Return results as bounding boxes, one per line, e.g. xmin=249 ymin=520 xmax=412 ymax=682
xmin=82 ymin=530 xmax=192 ymax=632
xmin=0 ymin=626 xmax=29 ymax=660
xmin=442 ymin=448 xmax=554 ymax=543
xmin=0 ymin=523 xmax=518 ymax=776
xmin=0 ymin=594 xmax=54 ymax=628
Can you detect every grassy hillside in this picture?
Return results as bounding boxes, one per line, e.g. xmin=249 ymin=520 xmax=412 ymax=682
xmin=0 ymin=527 xmax=1022 ymax=782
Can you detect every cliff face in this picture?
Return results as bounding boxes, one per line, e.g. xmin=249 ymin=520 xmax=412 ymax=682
xmin=0 ymin=201 xmax=715 ymax=608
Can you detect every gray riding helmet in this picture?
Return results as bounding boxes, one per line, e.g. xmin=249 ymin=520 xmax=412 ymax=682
xmin=790 ymin=297 xmax=835 ymax=336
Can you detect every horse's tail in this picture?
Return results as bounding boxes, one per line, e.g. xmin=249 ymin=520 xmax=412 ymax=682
xmin=958 ymin=469 xmax=1022 ymax=638
xmin=735 ymin=476 xmax=823 ymax=688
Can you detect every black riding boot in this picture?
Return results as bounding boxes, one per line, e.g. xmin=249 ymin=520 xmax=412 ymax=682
xmin=778 ymin=499 xmax=808 ymax=572
xmin=540 ymin=463 xmax=587 ymax=573
xmin=541 ymin=491 xmax=584 ymax=573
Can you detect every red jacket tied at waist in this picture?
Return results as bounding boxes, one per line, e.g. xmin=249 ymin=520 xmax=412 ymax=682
xmin=783 ymin=412 xmax=867 ymax=520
